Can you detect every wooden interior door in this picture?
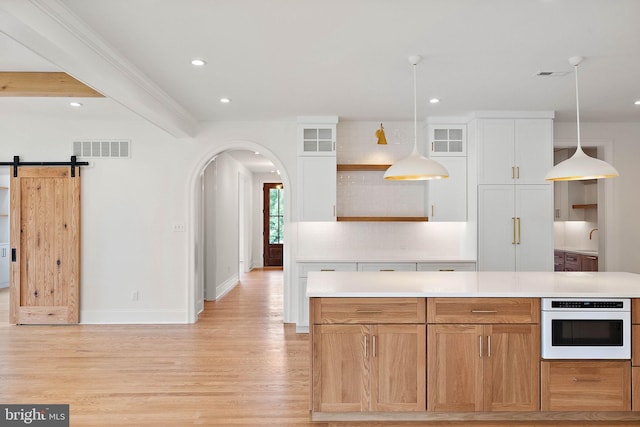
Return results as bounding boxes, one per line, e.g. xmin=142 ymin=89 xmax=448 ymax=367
xmin=263 ymin=182 xmax=283 ymax=267
xmin=10 ymin=167 xmax=80 ymax=324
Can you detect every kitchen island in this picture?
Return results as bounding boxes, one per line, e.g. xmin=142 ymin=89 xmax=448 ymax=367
xmin=307 ymin=271 xmax=640 ymax=423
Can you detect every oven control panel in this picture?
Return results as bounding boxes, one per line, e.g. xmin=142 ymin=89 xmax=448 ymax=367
xmin=551 ymin=300 xmax=624 ymax=309
xmin=542 ymin=298 xmax=630 ymax=311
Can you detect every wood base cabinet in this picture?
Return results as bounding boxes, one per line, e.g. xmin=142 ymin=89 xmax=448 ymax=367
xmin=541 ymin=361 xmax=631 ymax=411
xmin=311 ymin=298 xmax=426 ymax=413
xmin=427 ymin=324 xmax=539 ymax=412
xmin=313 ymin=324 xmax=426 ymax=412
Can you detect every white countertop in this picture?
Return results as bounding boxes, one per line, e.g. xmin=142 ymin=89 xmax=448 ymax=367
xmin=555 ymin=247 xmax=598 ymax=256
xmin=306 ymin=271 xmax=640 ymax=298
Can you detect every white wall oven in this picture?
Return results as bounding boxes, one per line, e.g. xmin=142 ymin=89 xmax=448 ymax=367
xmin=541 ymin=298 xmax=630 ymax=359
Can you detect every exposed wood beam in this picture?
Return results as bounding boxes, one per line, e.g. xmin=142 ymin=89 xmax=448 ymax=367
xmin=0 ymin=72 xmax=103 ymax=97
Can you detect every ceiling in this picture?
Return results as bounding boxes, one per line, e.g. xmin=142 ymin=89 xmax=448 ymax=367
xmin=0 ymin=0 xmax=639 ymax=136
xmin=227 ymin=150 xmax=280 ymax=174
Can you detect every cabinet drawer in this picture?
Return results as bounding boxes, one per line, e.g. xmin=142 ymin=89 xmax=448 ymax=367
xmin=312 ymin=298 xmax=425 ymax=324
xmin=417 ymin=262 xmax=476 ymax=271
xmin=541 ymin=361 xmax=631 ymax=411
xmin=357 ymin=262 xmax=417 ymax=272
xmin=563 ymin=252 xmax=581 ymax=270
xmin=297 ymin=262 xmax=357 ymax=277
xmin=427 ymin=298 xmax=539 ymax=324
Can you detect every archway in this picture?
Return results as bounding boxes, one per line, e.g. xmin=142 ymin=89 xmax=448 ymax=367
xmin=186 ymin=141 xmax=293 ymax=323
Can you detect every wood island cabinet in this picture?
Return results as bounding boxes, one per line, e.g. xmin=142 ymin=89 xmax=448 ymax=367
xmin=427 ymin=298 xmax=540 ymax=412
xmin=309 ymin=293 xmax=640 ymax=422
xmin=311 ymin=298 xmax=426 ymax=413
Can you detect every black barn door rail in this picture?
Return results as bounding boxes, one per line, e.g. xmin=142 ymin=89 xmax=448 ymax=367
xmin=0 ymin=155 xmax=89 ymax=177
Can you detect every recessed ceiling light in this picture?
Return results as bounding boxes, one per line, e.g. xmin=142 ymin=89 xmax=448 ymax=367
xmin=191 ymin=58 xmax=206 ymax=66
xmin=220 ymin=98 xmax=231 ymax=103
xmin=69 ymin=101 xmax=83 ymax=107
xmin=429 ymin=98 xmax=440 ymax=104
xmin=634 ymin=100 xmax=640 ymax=105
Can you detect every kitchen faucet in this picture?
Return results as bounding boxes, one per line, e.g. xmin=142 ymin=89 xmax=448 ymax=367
xmin=589 ymin=228 xmax=598 ymax=240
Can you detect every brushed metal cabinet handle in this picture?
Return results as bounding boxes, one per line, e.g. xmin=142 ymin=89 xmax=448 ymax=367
xmin=572 ymin=377 xmax=601 ymax=383
xmin=372 ymin=335 xmax=377 ymax=358
xmin=363 ymin=335 xmax=367 ymax=358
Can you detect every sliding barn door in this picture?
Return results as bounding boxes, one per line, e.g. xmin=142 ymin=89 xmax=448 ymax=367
xmin=9 ymin=167 xmax=80 ymax=324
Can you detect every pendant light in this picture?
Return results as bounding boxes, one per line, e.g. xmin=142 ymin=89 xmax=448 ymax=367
xmin=545 ymin=56 xmax=619 ymax=181
xmin=384 ymin=56 xmax=449 ymax=180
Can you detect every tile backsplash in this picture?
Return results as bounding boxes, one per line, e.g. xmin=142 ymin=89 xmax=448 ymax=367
xmin=296 ymin=221 xmax=473 ymax=260
xmin=336 ymin=120 xmax=428 ymax=218
xmin=554 ymin=221 xmax=599 ymax=251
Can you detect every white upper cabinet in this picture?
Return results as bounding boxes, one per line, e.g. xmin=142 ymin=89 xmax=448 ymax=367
xmin=297 ymin=116 xmax=338 ymax=156
xmin=297 ymin=117 xmax=338 ymax=221
xmin=297 ymin=156 xmax=336 ymax=221
xmin=426 ymin=157 xmax=467 ymax=222
xmin=428 ymin=125 xmax=466 ymax=156
xmin=478 ymin=118 xmax=553 ymax=185
xmin=426 ymin=124 xmax=468 ymax=221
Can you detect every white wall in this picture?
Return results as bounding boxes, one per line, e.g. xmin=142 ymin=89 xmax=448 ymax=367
xmin=203 ymin=153 xmax=252 ymax=300
xmin=554 ymin=122 xmax=640 ymax=273
xmin=0 ymin=115 xmax=197 ymax=323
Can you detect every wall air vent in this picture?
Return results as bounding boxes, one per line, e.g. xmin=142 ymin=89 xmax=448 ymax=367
xmin=72 ymin=140 xmax=131 ymax=158
xmin=535 ymin=71 xmax=570 ymax=77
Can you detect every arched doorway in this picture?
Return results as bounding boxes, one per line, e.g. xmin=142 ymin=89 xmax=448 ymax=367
xmin=186 ymin=141 xmax=292 ymax=323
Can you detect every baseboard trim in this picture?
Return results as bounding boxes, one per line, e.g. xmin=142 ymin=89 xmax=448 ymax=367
xmin=215 ymin=274 xmax=239 ymax=300
xmin=80 ymin=309 xmax=188 ymax=324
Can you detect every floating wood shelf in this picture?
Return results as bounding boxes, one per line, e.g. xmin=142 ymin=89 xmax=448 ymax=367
xmin=337 ymin=216 xmax=428 ymax=222
xmin=337 ymin=164 xmax=391 ymax=171
xmin=572 ymin=204 xmax=597 ymax=209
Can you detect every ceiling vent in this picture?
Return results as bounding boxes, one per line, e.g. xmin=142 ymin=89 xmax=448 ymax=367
xmin=535 ymin=71 xmax=570 ymax=77
xmin=72 ymin=140 xmax=130 ymax=158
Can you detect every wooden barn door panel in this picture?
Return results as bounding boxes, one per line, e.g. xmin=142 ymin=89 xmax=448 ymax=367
xmin=10 ymin=167 xmax=80 ymax=324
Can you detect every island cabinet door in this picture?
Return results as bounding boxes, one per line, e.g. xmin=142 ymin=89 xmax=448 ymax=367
xmin=313 ymin=325 xmax=368 ymax=412
xmin=370 ymin=324 xmax=426 ymax=412
xmin=483 ymin=324 xmax=540 ymax=411
xmin=427 ymin=324 xmax=484 ymax=412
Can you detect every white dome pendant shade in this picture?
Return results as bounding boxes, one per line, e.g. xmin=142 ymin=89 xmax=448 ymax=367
xmin=545 ymin=57 xmax=619 ymax=181
xmin=384 ymin=56 xmax=449 ymax=181
xmin=383 ymin=146 xmax=449 ymax=180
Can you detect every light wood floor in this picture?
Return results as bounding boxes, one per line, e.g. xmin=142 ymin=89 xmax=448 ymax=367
xmin=0 ymin=269 xmax=319 ymax=426
xmin=0 ymin=273 xmax=636 ymax=427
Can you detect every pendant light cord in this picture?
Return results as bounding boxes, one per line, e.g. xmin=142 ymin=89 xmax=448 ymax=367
xmin=574 ymin=63 xmax=582 ymax=151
